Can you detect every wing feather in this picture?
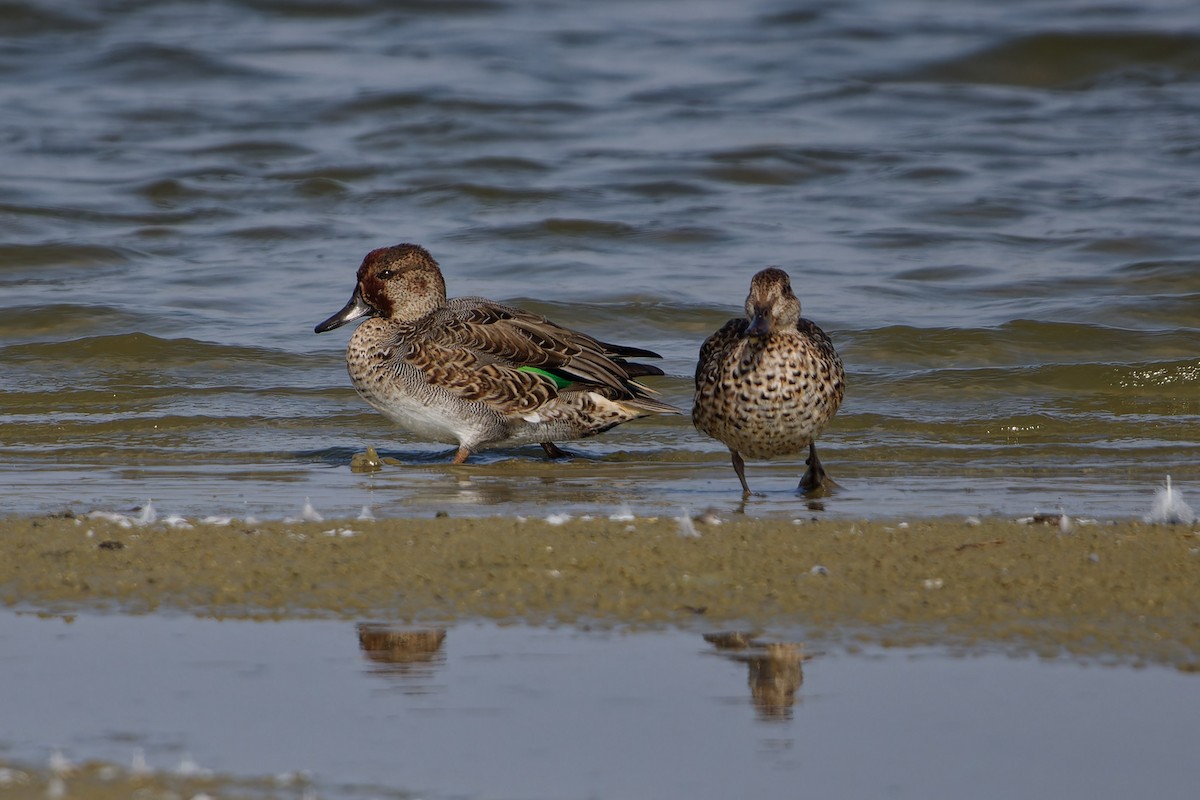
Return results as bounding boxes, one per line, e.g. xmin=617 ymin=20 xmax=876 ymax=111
xmin=434 ymin=298 xmax=663 ymax=397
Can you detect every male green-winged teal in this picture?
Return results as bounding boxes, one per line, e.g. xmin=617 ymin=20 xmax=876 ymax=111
xmin=316 ymin=244 xmax=678 ymax=464
xmin=693 ymin=267 xmax=845 ymax=495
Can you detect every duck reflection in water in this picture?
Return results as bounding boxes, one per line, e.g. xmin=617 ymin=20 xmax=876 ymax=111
xmin=357 ymin=623 xmax=448 ymax=683
xmin=704 ymin=632 xmax=807 ymax=720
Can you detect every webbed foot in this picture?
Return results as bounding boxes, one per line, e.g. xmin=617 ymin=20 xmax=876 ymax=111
xmin=540 ymin=442 xmax=569 ymax=459
xmin=797 ymin=443 xmax=839 ymax=495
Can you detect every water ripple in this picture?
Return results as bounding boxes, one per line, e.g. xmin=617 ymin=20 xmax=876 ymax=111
xmin=3 ymin=0 xmax=1200 ymax=518
xmin=901 ymin=32 xmax=1200 ymax=89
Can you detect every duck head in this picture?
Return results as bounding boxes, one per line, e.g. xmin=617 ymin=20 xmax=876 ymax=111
xmin=315 ymin=243 xmax=448 ymax=333
xmin=744 ymin=267 xmax=801 ymax=337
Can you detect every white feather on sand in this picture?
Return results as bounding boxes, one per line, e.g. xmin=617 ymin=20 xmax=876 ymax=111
xmin=1144 ymin=476 xmax=1195 ymax=525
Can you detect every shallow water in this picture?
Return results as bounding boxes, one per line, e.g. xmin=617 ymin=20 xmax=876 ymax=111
xmin=1 ymin=612 xmax=1195 ymax=800
xmin=2 ymin=0 xmax=1200 ymax=519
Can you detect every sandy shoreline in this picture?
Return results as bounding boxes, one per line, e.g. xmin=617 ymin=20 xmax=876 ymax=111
xmin=3 ymin=513 xmax=1198 ymax=668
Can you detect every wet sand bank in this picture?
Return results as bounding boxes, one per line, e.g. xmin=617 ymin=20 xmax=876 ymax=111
xmin=3 ymin=514 xmax=1198 ymax=667
xmin=0 ymin=758 xmax=303 ymax=800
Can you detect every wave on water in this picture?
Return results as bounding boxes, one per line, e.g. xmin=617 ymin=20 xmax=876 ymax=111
xmin=897 ymin=31 xmax=1200 ymax=88
xmin=2 ymin=331 xmax=299 ymax=365
xmin=3 ymin=0 xmax=1200 ymax=519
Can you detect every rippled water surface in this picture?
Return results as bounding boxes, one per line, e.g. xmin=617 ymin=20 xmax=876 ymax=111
xmin=3 ymin=0 xmax=1200 ymax=519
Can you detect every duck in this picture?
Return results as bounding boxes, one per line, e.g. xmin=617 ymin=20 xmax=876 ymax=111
xmin=315 ymin=243 xmax=679 ymax=464
xmin=692 ymin=267 xmax=845 ymax=495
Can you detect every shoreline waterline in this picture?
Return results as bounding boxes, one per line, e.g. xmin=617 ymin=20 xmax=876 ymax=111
xmin=4 ymin=513 xmax=1198 ymax=669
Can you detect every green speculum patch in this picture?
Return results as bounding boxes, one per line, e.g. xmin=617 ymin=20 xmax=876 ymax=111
xmin=517 ymin=365 xmax=573 ymax=389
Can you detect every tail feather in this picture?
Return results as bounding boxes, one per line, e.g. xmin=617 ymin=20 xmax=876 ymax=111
xmin=621 ymin=395 xmax=683 ymax=415
xmin=618 ymin=360 xmax=666 ymax=378
xmin=600 ymin=341 xmax=663 ymax=360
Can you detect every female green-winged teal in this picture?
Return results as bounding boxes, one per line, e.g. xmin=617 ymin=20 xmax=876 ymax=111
xmin=316 ymin=243 xmax=678 ymax=464
xmin=693 ymin=267 xmax=845 ymax=495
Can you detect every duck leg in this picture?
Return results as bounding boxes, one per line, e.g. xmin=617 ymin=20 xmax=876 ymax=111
xmin=798 ymin=442 xmax=839 ymax=493
xmin=451 ymin=446 xmax=472 ymax=465
xmin=731 ymin=450 xmax=753 ymax=496
xmin=540 ymin=442 xmax=568 ymax=459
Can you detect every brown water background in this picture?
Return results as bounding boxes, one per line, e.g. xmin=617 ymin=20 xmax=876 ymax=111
xmin=3 ymin=0 xmax=1199 ymax=519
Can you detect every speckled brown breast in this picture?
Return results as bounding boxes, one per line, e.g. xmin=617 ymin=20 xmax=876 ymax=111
xmin=693 ymin=318 xmax=845 ymax=460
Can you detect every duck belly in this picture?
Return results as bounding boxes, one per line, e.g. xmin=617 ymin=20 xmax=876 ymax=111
xmin=348 ymin=364 xmax=498 ymax=449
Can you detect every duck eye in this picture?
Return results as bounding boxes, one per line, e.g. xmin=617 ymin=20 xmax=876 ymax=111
xmin=378 ymin=269 xmax=395 ymax=280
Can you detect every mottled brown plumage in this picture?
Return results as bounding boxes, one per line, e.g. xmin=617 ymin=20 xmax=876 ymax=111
xmin=693 ymin=267 xmax=845 ymax=495
xmin=315 ymin=243 xmax=679 ymax=463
